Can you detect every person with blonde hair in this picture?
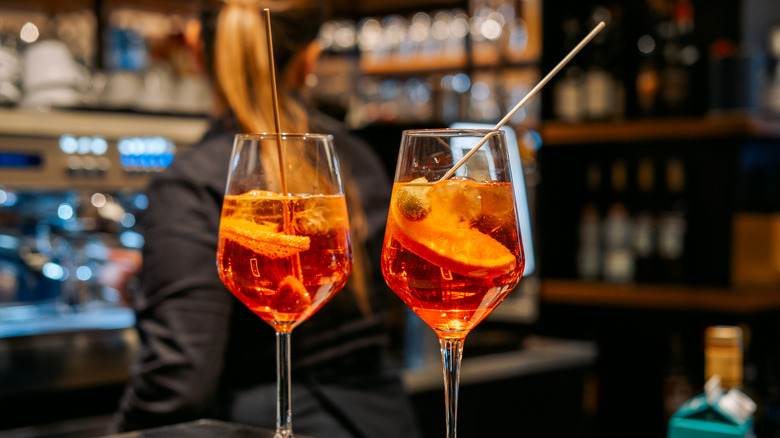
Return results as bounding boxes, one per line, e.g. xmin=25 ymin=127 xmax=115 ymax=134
xmin=109 ymin=1 xmax=421 ymax=436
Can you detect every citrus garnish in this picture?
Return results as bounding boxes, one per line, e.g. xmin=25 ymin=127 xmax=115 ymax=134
xmin=275 ymin=275 xmax=311 ymax=313
xmin=389 ymin=181 xmax=516 ymax=278
xmin=220 ymin=217 xmax=310 ymax=259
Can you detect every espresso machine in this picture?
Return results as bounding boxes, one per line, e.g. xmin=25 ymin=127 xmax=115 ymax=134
xmin=0 ymin=107 xmax=207 ymax=321
xmin=0 ymin=107 xmax=207 ymax=432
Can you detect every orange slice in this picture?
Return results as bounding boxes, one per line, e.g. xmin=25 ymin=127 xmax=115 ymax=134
xmin=389 ymin=202 xmax=516 ymax=278
xmin=274 ymin=275 xmax=312 ymax=313
xmin=220 ymin=218 xmax=310 ymax=259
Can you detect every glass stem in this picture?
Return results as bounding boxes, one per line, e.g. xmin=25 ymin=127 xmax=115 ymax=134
xmin=276 ymin=331 xmax=293 ymax=438
xmin=440 ymin=337 xmax=464 ymax=438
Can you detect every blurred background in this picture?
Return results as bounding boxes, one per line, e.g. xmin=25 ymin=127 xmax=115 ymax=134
xmin=0 ymin=0 xmax=779 ymax=437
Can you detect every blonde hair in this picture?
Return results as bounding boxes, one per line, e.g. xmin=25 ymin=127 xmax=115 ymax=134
xmin=212 ymin=0 xmax=373 ymax=316
xmin=214 ymin=0 xmax=309 ymax=134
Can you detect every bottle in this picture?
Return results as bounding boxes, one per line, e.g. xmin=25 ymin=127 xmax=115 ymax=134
xmin=582 ymin=5 xmax=620 ymax=121
xmin=602 ymin=159 xmax=635 ymax=282
xmin=660 ymin=0 xmax=700 ymax=115
xmin=668 ymin=325 xmax=757 ymax=438
xmin=705 ymin=326 xmax=744 ymax=391
xmin=553 ymin=17 xmax=585 ymax=122
xmin=633 ymin=158 xmax=658 ymax=283
xmin=635 ymin=0 xmax=667 ymax=117
xmin=657 ymin=158 xmax=687 ymax=283
xmin=577 ymin=163 xmax=603 ymax=280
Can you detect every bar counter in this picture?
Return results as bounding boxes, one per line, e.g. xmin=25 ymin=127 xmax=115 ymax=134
xmin=104 ymin=419 xmax=297 ymax=438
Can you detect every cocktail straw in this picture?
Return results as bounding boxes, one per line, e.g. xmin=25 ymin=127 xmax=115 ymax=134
xmin=263 ymin=8 xmax=287 ymax=194
xmin=439 ymin=20 xmax=607 ymax=182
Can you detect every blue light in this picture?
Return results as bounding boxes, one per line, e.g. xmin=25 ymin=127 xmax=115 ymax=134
xmin=77 ymin=136 xmax=91 ymax=154
xmin=159 ymin=153 xmax=174 ymax=168
xmin=118 ymin=138 xmax=131 ymax=155
xmin=120 ymin=213 xmax=136 ymax=228
xmin=76 ymin=265 xmax=92 ymax=281
xmin=120 ymin=231 xmax=144 ymax=248
xmin=57 ymin=203 xmax=74 ymax=220
xmin=42 ymin=262 xmax=65 ymax=280
xmin=60 ymin=135 xmax=78 ymax=154
xmin=0 ymin=234 xmax=19 ymax=250
xmin=130 ymin=138 xmax=145 ymax=155
xmin=523 ymin=129 xmax=543 ymax=151
xmin=149 ymin=136 xmax=167 ymax=154
xmin=91 ymin=137 xmax=108 ymax=155
xmin=133 ymin=194 xmax=149 ymax=210
xmin=452 ymin=73 xmax=471 ymax=93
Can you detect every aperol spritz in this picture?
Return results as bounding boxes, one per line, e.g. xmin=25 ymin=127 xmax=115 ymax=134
xmin=216 ymin=133 xmax=351 ymax=438
xmin=381 ymin=129 xmax=524 ymax=438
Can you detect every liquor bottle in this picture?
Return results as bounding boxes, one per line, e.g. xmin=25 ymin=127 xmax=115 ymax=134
xmin=657 ymin=158 xmax=687 ymax=283
xmin=705 ymin=326 xmax=744 ymax=391
xmin=553 ymin=17 xmax=585 ymax=122
xmin=668 ymin=326 xmax=757 ymax=438
xmin=660 ymin=0 xmax=700 ymax=115
xmin=635 ymin=0 xmax=667 ymax=117
xmin=602 ymin=159 xmax=634 ymax=282
xmin=582 ymin=5 xmax=623 ymax=121
xmin=632 ymin=158 xmax=657 ymax=283
xmin=577 ymin=162 xmax=603 ymax=280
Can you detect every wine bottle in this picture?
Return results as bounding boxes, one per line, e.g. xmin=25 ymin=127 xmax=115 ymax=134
xmin=577 ymin=162 xmax=603 ymax=280
xmin=657 ymin=157 xmax=687 ymax=283
xmin=633 ymin=158 xmax=658 ymax=283
xmin=602 ymin=159 xmax=635 ymax=282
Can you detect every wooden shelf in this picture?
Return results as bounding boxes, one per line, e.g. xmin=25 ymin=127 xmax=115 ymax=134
xmin=540 ymin=279 xmax=780 ymax=314
xmin=540 ymin=115 xmax=780 ymax=146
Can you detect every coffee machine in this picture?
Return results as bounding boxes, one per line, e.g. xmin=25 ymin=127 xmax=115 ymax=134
xmin=0 ymin=107 xmax=207 ymax=333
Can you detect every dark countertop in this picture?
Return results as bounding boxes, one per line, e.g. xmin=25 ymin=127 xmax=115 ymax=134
xmin=104 ymin=419 xmax=309 ymax=438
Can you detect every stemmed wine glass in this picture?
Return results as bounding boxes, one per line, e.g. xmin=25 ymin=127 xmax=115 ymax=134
xmin=381 ymin=129 xmax=525 ymax=438
xmin=217 ymin=133 xmax=352 ymax=438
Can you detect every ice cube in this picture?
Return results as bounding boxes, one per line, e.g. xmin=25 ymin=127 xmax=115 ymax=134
xmin=429 ymin=179 xmax=482 ymax=224
xmin=478 ymin=184 xmax=515 ymax=229
xmin=293 ymin=198 xmax=331 ymax=235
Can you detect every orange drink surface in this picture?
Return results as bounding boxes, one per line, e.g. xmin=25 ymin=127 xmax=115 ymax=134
xmin=381 ymin=178 xmax=524 ymax=339
xmin=217 ymin=190 xmax=352 ymax=332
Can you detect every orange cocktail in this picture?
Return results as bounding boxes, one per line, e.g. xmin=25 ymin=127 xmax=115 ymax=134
xmin=382 ymin=178 xmax=523 ymax=338
xmin=217 ymin=190 xmax=352 ymax=332
xmin=380 ymin=128 xmax=524 ymax=438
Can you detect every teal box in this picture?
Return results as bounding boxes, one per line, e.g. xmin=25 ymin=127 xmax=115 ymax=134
xmin=668 ymin=391 xmax=755 ymax=438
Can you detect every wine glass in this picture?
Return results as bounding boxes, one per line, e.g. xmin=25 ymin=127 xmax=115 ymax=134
xmin=381 ymin=129 xmax=525 ymax=438
xmin=217 ymin=133 xmax=352 ymax=438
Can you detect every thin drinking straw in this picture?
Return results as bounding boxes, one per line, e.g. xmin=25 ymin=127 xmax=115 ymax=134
xmin=263 ymin=8 xmax=287 ymax=194
xmin=439 ymin=20 xmax=607 ymax=182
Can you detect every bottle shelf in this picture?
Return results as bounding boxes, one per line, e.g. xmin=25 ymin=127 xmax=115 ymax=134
xmin=540 ymin=279 xmax=780 ymax=314
xmin=540 ymin=115 xmax=780 ymax=146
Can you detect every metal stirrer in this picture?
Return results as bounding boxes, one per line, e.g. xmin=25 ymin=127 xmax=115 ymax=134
xmin=439 ymin=20 xmax=607 ymax=182
xmin=263 ymin=8 xmax=287 ymax=194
